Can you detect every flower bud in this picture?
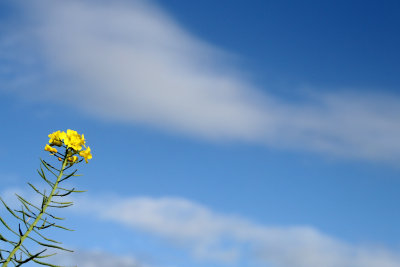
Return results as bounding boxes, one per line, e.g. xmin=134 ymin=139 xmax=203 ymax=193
xmin=52 ymin=140 xmax=63 ymax=146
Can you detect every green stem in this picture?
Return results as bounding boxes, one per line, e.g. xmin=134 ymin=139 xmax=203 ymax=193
xmin=2 ymin=156 xmax=68 ymax=266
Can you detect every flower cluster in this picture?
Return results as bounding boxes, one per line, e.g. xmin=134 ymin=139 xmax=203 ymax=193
xmin=45 ymin=129 xmax=92 ymax=163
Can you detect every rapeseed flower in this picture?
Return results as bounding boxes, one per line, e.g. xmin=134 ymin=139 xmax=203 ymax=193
xmin=79 ymin=147 xmax=92 ymax=163
xmin=44 ymin=144 xmax=58 ymax=154
xmin=45 ymin=129 xmax=92 ymax=164
xmin=48 ymin=130 xmax=65 ymax=146
xmin=63 ymin=129 xmax=85 ymax=151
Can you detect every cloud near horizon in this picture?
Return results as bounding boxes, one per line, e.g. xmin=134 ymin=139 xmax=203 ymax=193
xmin=51 ymin=250 xmax=148 ymax=267
xmin=73 ymin=194 xmax=400 ymax=267
xmin=2 ymin=187 xmax=400 ymax=267
xmin=1 ymin=0 xmax=400 ymax=161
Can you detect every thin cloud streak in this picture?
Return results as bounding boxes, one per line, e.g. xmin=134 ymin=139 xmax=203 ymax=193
xmin=2 ymin=187 xmax=399 ymax=267
xmin=74 ymin=195 xmax=400 ymax=267
xmin=51 ymin=250 xmax=149 ymax=267
xmin=1 ymin=0 xmax=400 ymax=161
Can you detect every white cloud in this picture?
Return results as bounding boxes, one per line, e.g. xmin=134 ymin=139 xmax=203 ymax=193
xmin=1 ymin=0 xmax=400 ymax=161
xmin=51 ymin=250 xmax=148 ymax=267
xmin=74 ymin=195 xmax=400 ymax=267
xmin=2 ymin=186 xmax=400 ymax=267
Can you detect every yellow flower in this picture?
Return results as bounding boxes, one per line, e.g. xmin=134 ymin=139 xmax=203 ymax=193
xmin=81 ymin=134 xmax=86 ymax=148
xmin=44 ymin=144 xmax=58 ymax=154
xmin=79 ymin=146 xmax=92 ymax=163
xmin=67 ymin=156 xmax=78 ymax=163
xmin=48 ymin=130 xmax=65 ymax=146
xmin=63 ymin=129 xmax=85 ymax=151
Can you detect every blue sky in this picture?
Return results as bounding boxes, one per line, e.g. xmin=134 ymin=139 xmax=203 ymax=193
xmin=1 ymin=0 xmax=400 ymax=266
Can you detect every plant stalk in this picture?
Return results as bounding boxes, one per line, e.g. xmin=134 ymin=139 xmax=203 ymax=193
xmin=2 ymin=155 xmax=68 ymax=266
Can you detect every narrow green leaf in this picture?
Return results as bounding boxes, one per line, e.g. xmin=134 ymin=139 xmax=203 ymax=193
xmin=56 ymin=187 xmax=86 ymax=193
xmin=35 ymin=252 xmax=57 ymax=259
xmin=50 ymin=200 xmax=73 ymax=205
xmin=38 ymin=167 xmax=55 ymax=188
xmin=0 ymin=198 xmax=23 ymax=221
xmin=40 ymin=160 xmax=58 ymax=177
xmin=47 ymin=203 xmax=73 ymax=208
xmin=28 ymin=183 xmax=45 ymax=197
xmin=16 ymin=194 xmax=41 ymax=213
xmin=59 ymin=170 xmax=78 ymax=183
xmin=15 ymin=249 xmax=46 ymax=266
xmin=0 ymin=215 xmax=19 ymax=236
xmin=35 ymin=240 xmax=73 ymax=252
xmin=45 ymin=213 xmax=65 ymax=220
xmin=36 ymin=222 xmax=55 ymax=230
xmin=32 ymin=229 xmax=62 ymax=244
xmin=32 ymin=258 xmax=65 ymax=267
xmin=53 ymin=224 xmax=74 ymax=231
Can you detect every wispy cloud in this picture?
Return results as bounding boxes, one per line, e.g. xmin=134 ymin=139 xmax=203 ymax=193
xmin=2 ymin=187 xmax=399 ymax=267
xmin=74 ymin=194 xmax=400 ymax=267
xmin=1 ymin=0 xmax=400 ymax=161
xmin=51 ymin=250 xmax=149 ymax=267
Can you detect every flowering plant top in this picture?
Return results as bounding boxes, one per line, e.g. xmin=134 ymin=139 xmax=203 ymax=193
xmin=0 ymin=129 xmax=92 ymax=266
xmin=45 ymin=129 xmax=92 ymax=163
